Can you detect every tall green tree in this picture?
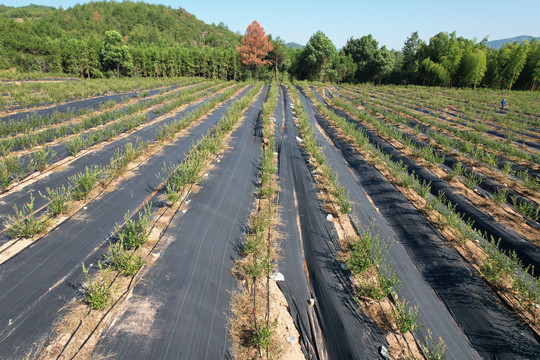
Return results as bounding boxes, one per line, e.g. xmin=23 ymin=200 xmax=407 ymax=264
xmin=101 ymin=30 xmax=132 ymax=76
xmin=418 ymin=31 xmax=464 ymax=86
xmin=515 ymin=38 xmax=540 ymax=90
xmin=373 ymin=46 xmax=396 ymax=84
xmin=401 ymin=31 xmax=423 ymax=83
xmin=494 ymin=41 xmax=530 ymax=89
xmin=458 ymin=46 xmax=487 ymax=88
xmin=421 ymin=57 xmax=450 ymax=85
xmin=268 ymin=36 xmax=287 ymax=82
xmin=300 ymin=31 xmax=336 ymax=81
xmin=342 ymin=35 xmax=379 ymax=82
xmin=333 ymin=53 xmax=357 ymax=83
xmin=509 ymin=40 xmax=539 ymax=90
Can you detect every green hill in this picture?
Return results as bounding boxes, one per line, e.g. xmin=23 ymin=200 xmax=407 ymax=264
xmin=0 ymin=4 xmax=56 ymax=19
xmin=0 ymin=2 xmax=240 ymax=48
xmin=0 ymin=1 xmax=241 ymax=78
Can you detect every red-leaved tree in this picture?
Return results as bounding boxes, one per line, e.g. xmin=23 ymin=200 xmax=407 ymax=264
xmin=237 ymin=20 xmax=273 ymax=76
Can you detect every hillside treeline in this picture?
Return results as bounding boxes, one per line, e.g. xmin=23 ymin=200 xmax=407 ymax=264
xmin=0 ymin=2 xmax=242 ymax=79
xmin=289 ymin=31 xmax=540 ymax=90
xmin=0 ymin=2 xmax=538 ymax=90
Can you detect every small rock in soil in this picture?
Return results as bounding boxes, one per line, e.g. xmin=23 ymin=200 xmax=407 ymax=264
xmin=379 ymin=345 xmax=392 ymax=360
xmin=269 ymin=272 xmax=284 ymax=281
xmin=286 ymin=335 xmax=297 ymax=344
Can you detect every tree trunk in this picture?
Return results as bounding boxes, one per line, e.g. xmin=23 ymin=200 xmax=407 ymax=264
xmin=509 ymin=74 xmax=515 ymax=90
xmin=275 ymin=55 xmax=278 ymax=84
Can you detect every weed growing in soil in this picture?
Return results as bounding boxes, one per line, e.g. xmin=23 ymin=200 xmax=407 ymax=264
xmin=420 ymin=329 xmax=446 ymax=360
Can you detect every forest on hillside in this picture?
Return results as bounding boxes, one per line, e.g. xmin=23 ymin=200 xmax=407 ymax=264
xmin=0 ymin=1 xmax=538 ymax=90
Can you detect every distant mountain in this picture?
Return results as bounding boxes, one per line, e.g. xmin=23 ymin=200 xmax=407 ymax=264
xmin=0 ymin=4 xmax=55 ymax=19
xmin=286 ymin=42 xmax=304 ymax=49
xmin=487 ymin=35 xmax=539 ymax=49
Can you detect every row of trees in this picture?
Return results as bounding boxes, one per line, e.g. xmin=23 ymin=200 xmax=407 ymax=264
xmin=0 ymin=1 xmax=243 ymax=79
xmin=286 ymin=30 xmax=539 ymax=90
xmin=238 ymin=25 xmax=538 ymax=90
xmin=1 ymin=2 xmax=538 ymax=90
xmin=0 ymin=27 xmax=242 ymax=80
xmin=401 ymin=31 xmax=539 ymax=90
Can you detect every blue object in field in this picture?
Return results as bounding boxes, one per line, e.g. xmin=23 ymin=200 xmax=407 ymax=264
xmin=501 ymin=99 xmax=506 ymax=109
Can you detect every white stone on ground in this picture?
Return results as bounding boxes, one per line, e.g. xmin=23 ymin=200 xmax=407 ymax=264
xmin=269 ymin=272 xmax=284 ymax=281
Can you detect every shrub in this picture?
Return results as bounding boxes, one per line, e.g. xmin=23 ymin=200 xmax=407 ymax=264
xmin=480 ymin=238 xmax=511 ymax=284
xmin=502 ymin=162 xmax=515 ymax=176
xmin=250 ymin=319 xmax=277 ymax=351
xmin=6 ymin=194 xmax=47 ymax=239
xmin=81 ymin=262 xmax=113 ymax=310
xmin=0 ymin=162 xmax=11 ymax=190
xmin=65 ymin=135 xmax=87 ymax=156
xmin=40 ymin=185 xmax=70 ymax=216
xmin=117 ymin=203 xmax=153 ymax=249
xmin=450 ymin=162 xmax=464 ymax=180
xmin=464 ymin=170 xmax=482 ymax=189
xmin=347 ymin=225 xmax=387 ymax=276
xmin=69 ymin=165 xmax=102 ymax=201
xmin=31 ymin=147 xmax=56 ymax=172
xmin=106 ymin=240 xmax=145 ymax=276
xmin=393 ymin=299 xmax=424 ymax=334
xmin=492 ymin=187 xmax=508 ymax=204
xmin=165 ymin=182 xmax=181 ymax=204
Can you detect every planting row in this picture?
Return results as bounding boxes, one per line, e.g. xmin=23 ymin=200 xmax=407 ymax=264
xmin=331 ymin=86 xmax=540 ymax=223
xmin=360 ymin=84 xmax=540 ymax=129
xmin=0 ymin=78 xmax=203 ymax=139
xmin=0 ymin=84 xmax=252 ymax=243
xmin=0 ymin=82 xmax=235 ymax=192
xmin=0 ymin=76 xmax=193 ymax=109
xmin=304 ymin=84 xmax=540 ymax=333
xmin=341 ymin=85 xmax=540 ymax=170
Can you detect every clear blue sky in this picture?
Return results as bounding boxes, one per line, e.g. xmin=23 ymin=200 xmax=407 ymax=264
xmin=2 ymin=0 xmax=539 ymax=50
